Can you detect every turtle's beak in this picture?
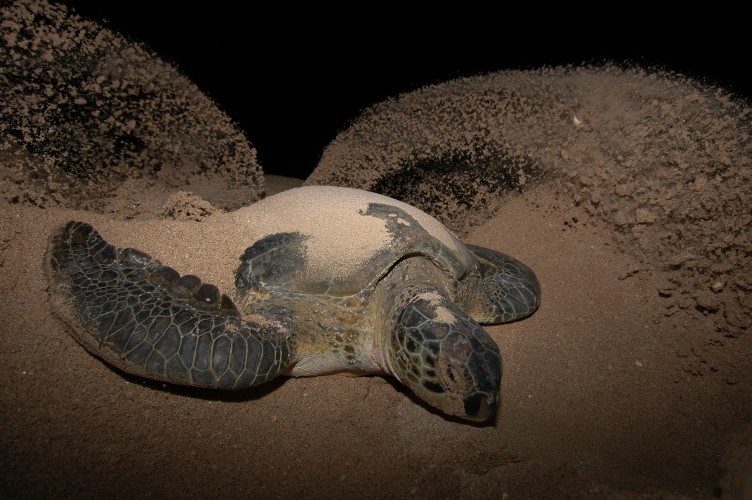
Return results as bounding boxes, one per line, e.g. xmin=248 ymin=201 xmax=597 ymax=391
xmin=463 ymin=391 xmax=498 ymax=421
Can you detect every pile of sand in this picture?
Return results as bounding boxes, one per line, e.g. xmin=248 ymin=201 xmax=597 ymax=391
xmin=1 ymin=0 xmax=263 ymax=213
xmin=310 ymin=65 xmax=752 ymax=342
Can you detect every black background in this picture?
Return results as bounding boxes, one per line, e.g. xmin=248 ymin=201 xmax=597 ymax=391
xmin=56 ymin=2 xmax=750 ymax=180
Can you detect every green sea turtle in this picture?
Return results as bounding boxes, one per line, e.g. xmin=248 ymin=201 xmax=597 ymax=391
xmin=46 ymin=186 xmax=540 ymax=422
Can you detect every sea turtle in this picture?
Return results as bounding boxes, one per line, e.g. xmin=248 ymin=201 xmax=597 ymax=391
xmin=46 ymin=186 xmax=540 ymax=422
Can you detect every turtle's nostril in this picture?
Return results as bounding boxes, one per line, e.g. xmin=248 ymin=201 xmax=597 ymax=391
xmin=464 ymin=392 xmax=497 ymax=421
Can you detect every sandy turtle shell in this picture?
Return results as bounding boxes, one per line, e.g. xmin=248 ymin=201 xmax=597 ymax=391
xmin=46 ymin=186 xmax=540 ymax=422
xmin=233 ymin=186 xmax=476 ymax=296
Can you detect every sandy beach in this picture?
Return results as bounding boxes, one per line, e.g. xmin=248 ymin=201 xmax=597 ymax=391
xmin=1 ymin=1 xmax=751 ymax=498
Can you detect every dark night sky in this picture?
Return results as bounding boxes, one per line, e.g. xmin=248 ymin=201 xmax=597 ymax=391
xmin=56 ymin=2 xmax=750 ymax=180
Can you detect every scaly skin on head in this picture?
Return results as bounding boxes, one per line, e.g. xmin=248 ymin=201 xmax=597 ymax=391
xmin=373 ymin=257 xmax=502 ymax=422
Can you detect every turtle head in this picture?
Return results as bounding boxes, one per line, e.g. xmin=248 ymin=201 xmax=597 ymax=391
xmin=386 ymin=291 xmax=502 ymax=422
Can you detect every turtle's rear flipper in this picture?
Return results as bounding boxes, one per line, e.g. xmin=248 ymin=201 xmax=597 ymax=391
xmin=46 ymin=221 xmax=291 ymax=389
xmin=464 ymin=244 xmax=541 ymax=324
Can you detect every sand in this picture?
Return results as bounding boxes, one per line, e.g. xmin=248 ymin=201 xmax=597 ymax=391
xmin=2 ymin=1 xmax=752 ymax=498
xmin=2 ymin=175 xmax=751 ymax=498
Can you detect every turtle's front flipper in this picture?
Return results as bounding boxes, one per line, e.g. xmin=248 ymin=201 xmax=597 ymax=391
xmin=46 ymin=221 xmax=292 ymax=389
xmin=463 ymin=244 xmax=541 ymax=324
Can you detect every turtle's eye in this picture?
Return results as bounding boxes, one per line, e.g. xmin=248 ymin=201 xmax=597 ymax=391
xmin=446 ymin=366 xmax=456 ymax=383
xmin=442 ymin=363 xmax=471 ymax=392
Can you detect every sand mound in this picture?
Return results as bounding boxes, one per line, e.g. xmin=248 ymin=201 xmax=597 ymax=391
xmin=0 ymin=0 xmax=263 ymax=214
xmin=309 ymin=66 xmax=752 ymax=340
